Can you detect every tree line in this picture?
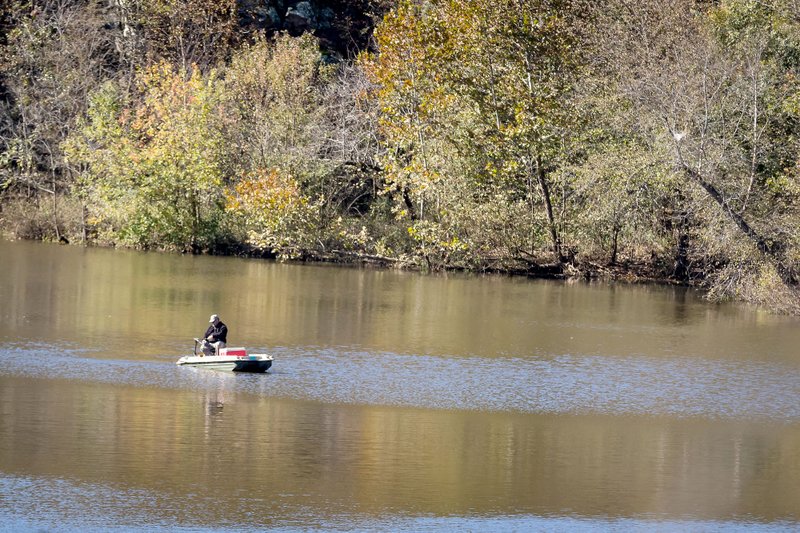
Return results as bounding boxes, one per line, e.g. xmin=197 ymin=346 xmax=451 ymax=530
xmin=1 ymin=0 xmax=799 ymax=313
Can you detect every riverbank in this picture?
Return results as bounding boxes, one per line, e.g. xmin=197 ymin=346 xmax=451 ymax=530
xmin=3 ymin=192 xmax=797 ymax=316
xmin=0 ymin=218 xmax=694 ymax=284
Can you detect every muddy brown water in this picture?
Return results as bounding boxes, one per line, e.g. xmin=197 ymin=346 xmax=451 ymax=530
xmin=1 ymin=239 xmax=799 ymax=531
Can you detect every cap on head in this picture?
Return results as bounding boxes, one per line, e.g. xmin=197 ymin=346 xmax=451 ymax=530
xmin=209 ymin=314 xmax=219 ymax=323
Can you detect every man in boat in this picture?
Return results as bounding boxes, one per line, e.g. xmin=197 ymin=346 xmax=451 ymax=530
xmin=200 ymin=314 xmax=228 ymax=356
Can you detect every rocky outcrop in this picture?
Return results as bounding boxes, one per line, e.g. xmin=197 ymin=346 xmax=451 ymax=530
xmin=238 ymin=0 xmax=389 ymax=57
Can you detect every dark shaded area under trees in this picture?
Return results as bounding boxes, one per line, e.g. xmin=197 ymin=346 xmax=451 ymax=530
xmin=1 ymin=0 xmax=799 ymax=313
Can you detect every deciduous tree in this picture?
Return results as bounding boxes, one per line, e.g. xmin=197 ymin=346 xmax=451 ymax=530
xmin=363 ymin=0 xmax=579 ymax=267
xmin=66 ymin=63 xmax=229 ymax=251
xmin=584 ymin=0 xmax=800 ymax=307
xmin=1 ymin=0 xmax=119 ymax=239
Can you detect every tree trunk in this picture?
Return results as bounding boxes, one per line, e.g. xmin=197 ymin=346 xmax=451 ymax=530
xmin=610 ymin=224 xmax=619 ymax=266
xmin=191 ymin=188 xmax=200 ymax=254
xmin=535 ymin=154 xmax=563 ymax=263
xmin=401 ymin=185 xmax=417 ymax=220
xmin=81 ymin=202 xmax=88 ymax=243
xmin=671 ymin=199 xmax=692 ymax=281
xmin=682 ymin=164 xmax=796 ymax=286
xmin=51 ymin=173 xmax=61 ymax=242
xmin=673 ymin=213 xmax=690 ymax=281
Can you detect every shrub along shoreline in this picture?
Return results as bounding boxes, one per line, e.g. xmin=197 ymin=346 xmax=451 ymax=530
xmin=1 ymin=189 xmax=797 ymax=316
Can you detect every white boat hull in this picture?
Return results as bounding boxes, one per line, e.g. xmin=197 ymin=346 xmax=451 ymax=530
xmin=176 ymin=353 xmax=273 ymax=373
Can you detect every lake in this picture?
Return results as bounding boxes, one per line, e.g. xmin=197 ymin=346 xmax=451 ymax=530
xmin=1 ymin=239 xmax=799 ymax=531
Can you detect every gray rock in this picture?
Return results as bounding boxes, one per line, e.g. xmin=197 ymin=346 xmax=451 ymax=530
xmin=285 ymin=1 xmax=316 ymax=33
xmin=239 ymin=0 xmax=281 ymax=29
xmin=317 ymin=7 xmax=334 ymax=30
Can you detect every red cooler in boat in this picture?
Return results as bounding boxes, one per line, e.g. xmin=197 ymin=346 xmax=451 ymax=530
xmin=220 ymin=347 xmax=247 ymax=357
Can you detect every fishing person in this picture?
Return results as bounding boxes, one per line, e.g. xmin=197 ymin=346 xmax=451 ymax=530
xmin=199 ymin=314 xmax=228 ymax=356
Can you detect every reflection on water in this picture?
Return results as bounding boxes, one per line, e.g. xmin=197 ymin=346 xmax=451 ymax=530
xmin=1 ymin=239 xmax=800 ymax=530
xmin=2 ymin=375 xmax=799 ymax=529
xmin=4 ymin=241 xmax=799 ymax=364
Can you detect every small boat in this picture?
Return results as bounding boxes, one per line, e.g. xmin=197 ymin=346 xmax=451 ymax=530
xmin=176 ymin=346 xmax=273 ymax=373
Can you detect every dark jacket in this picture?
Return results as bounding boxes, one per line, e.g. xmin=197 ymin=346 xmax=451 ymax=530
xmin=204 ymin=321 xmax=228 ymax=344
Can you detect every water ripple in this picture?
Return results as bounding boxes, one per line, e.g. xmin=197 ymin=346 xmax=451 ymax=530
xmin=1 ymin=344 xmax=799 ymax=422
xmin=1 ymin=474 xmax=797 ymax=532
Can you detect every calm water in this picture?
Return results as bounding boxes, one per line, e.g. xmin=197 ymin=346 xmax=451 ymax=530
xmin=1 ymin=239 xmax=799 ymax=532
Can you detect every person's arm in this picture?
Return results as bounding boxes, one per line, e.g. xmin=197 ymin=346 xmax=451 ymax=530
xmin=217 ymin=324 xmax=228 ymax=343
xmin=204 ymin=325 xmax=214 ymax=340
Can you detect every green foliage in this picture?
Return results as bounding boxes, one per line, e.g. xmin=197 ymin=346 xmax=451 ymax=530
xmin=708 ymin=0 xmax=800 ymax=68
xmin=565 ymin=141 xmax=677 ymax=264
xmin=224 ymin=33 xmax=326 ymax=177
xmin=226 ymin=168 xmax=321 ymax=259
xmin=123 ymin=0 xmax=240 ymax=70
xmin=583 ymin=0 xmax=800 ymax=292
xmin=363 ymin=0 xmax=579 ymax=266
xmin=1 ymin=0 xmax=118 ymax=195
xmin=702 ymin=1 xmax=800 ymax=285
xmin=222 ymin=32 xmax=348 ymax=253
xmin=65 ymin=64 xmax=229 ymax=251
